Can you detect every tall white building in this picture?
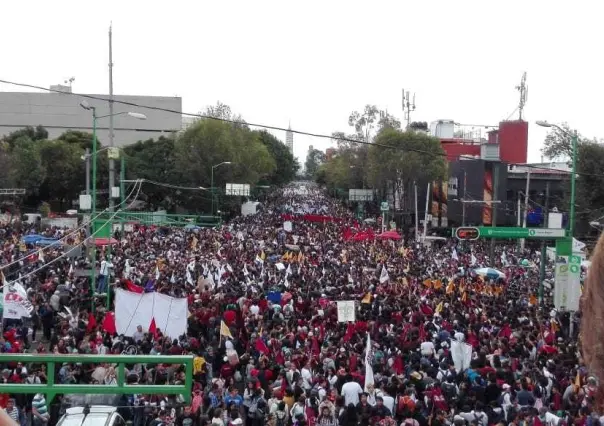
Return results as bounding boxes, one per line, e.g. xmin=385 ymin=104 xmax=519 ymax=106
xmin=285 ymin=123 xmax=294 ymax=153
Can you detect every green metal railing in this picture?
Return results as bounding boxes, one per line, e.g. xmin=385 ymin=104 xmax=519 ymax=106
xmin=0 ymin=354 xmax=194 ymax=404
xmin=93 ymin=212 xmax=221 ymax=228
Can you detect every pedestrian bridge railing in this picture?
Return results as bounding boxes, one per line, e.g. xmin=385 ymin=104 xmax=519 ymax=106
xmin=0 ymin=354 xmax=194 ymax=404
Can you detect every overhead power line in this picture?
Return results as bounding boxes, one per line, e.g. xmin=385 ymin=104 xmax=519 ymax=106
xmin=1 ymin=78 xmax=603 ymax=178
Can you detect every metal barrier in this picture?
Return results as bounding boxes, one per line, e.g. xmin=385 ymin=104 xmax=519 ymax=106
xmin=0 ymin=354 xmax=194 ymax=404
xmin=96 ymin=212 xmax=221 ymax=228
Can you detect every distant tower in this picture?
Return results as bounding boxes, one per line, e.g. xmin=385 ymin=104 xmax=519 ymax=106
xmin=286 ymin=122 xmax=294 ymax=153
xmin=516 ymin=72 xmax=528 ymax=120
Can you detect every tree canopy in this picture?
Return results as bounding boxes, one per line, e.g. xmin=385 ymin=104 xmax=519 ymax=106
xmin=0 ymin=103 xmax=297 ymax=215
xmin=316 ymin=105 xmax=446 ymax=199
xmin=541 ymin=125 xmax=604 ymax=225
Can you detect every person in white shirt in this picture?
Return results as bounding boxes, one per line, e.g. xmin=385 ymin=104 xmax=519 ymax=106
xmin=420 ymin=341 xmax=435 ymax=357
xmin=340 ymin=375 xmax=363 ymax=406
xmin=98 ymin=258 xmax=113 ymax=294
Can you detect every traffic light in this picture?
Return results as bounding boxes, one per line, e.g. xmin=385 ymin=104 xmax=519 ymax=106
xmin=455 ymin=227 xmax=480 ymax=240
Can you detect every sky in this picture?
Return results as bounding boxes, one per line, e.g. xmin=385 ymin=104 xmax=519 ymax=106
xmin=1 ymin=0 xmax=603 ymax=166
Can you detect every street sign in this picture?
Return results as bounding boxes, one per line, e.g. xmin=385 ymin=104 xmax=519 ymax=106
xmin=554 ymin=253 xmax=581 ymax=311
xmin=107 ymin=147 xmax=120 ymax=160
xmin=454 ymin=227 xmax=480 ymax=241
xmin=380 ymin=202 xmax=389 ymax=212
xmin=476 ymin=227 xmax=566 ymax=239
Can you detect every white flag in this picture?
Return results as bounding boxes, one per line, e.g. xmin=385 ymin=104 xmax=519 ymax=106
xmin=452 ymin=248 xmax=459 ymax=261
xmin=500 ymin=251 xmax=508 ymax=266
xmin=379 ymin=265 xmax=389 ymax=284
xmin=471 ymin=253 xmax=477 ymax=266
xmin=155 ymin=266 xmax=160 ymax=281
xmin=364 ymin=333 xmax=375 ymax=392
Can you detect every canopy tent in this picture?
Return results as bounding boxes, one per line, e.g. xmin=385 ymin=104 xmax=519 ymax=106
xmin=21 ymin=234 xmax=60 ymax=246
xmin=93 ymin=238 xmax=119 ymax=246
xmin=377 ymin=230 xmax=402 ymax=240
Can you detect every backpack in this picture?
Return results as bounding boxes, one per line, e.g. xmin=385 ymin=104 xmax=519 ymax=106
xmin=441 ymin=382 xmax=457 ymax=402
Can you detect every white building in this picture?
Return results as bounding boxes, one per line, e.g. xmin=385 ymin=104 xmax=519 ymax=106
xmin=285 ymin=123 xmax=293 ymax=153
xmin=0 ymin=88 xmax=182 ymax=147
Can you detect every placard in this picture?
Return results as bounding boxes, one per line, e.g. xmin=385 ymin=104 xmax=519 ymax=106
xmin=337 ymin=301 xmax=356 ymax=322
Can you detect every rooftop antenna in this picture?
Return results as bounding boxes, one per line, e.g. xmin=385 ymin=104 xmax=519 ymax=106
xmin=402 ymin=88 xmax=416 ymax=130
xmin=64 ymin=77 xmax=75 ymax=90
xmin=516 ymin=72 xmax=528 ymax=120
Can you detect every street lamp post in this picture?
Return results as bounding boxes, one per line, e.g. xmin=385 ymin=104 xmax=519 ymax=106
xmin=536 ymin=121 xmax=579 ymax=316
xmin=536 ymin=121 xmax=578 ymax=234
xmin=80 ymin=101 xmax=146 ymax=312
xmin=211 ymin=162 xmax=232 ymax=215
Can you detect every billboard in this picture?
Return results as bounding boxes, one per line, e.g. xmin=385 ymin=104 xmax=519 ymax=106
xmin=225 ymin=184 xmax=250 ymax=196
xmin=349 ymin=189 xmax=374 ymax=202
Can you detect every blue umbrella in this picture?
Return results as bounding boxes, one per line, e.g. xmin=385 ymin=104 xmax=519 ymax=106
xmin=22 ymin=234 xmax=46 ymax=244
xmin=184 ymin=224 xmax=200 ymax=230
xmin=473 ymin=267 xmax=505 ymax=280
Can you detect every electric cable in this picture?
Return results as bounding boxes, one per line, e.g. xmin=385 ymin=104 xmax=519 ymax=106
xmin=0 ymin=180 xmax=142 ymax=271
xmin=1 ymin=78 xmax=602 ymax=178
xmin=0 ymin=181 xmax=143 ymax=288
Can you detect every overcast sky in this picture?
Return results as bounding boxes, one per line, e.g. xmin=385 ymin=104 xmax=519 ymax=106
xmin=1 ymin=0 xmax=602 ymax=165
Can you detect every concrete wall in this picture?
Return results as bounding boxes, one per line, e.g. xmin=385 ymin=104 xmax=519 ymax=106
xmin=0 ymin=92 xmax=182 ymax=147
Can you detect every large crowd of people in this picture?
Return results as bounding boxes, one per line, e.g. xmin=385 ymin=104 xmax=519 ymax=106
xmin=0 ymin=183 xmax=596 ymax=426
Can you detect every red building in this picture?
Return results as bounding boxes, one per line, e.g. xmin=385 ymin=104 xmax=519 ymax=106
xmin=439 ymin=120 xmax=528 ymax=164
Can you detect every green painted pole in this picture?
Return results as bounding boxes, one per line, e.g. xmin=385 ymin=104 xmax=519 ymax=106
xmin=569 ymin=131 xmax=578 ymax=237
xmin=538 ymin=181 xmax=550 ymax=303
xmin=211 ymin=166 xmax=215 ymax=216
xmin=91 ymin=110 xmax=98 ymax=313
xmin=120 ymin=154 xmax=125 ymax=233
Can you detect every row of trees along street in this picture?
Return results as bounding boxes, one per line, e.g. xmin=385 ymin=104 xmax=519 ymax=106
xmin=0 ymin=102 xmax=299 ymax=216
xmin=307 ymin=105 xmax=448 ymax=212
xmin=308 ymin=106 xmax=604 ymax=234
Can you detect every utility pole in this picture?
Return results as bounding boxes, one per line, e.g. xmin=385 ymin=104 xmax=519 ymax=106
xmin=414 ymin=181 xmax=419 ymax=242
xmin=538 ymin=181 xmax=550 ymax=303
xmin=85 ymin=148 xmax=91 ymax=195
xmin=422 ymin=183 xmax=430 ymax=243
xmin=489 ymin=163 xmax=500 ymax=267
xmin=520 ymin=168 xmax=531 ymax=251
xmin=108 ymin=23 xmax=116 ymax=212
xmin=402 ymin=89 xmax=416 ymax=130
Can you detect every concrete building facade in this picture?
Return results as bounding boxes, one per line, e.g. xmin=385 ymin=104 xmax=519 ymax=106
xmin=285 ymin=124 xmax=293 ymax=153
xmin=0 ymin=91 xmax=182 ymax=147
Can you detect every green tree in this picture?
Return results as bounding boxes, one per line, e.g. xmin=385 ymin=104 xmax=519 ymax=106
xmin=255 ymin=130 xmax=299 ymax=185
xmin=10 ymin=137 xmax=46 ymax=196
xmin=37 ymin=139 xmax=85 ymax=209
xmin=57 ymin=130 xmax=96 ymax=151
xmin=366 ymin=129 xmax=447 ymax=197
xmin=123 ymin=136 xmax=178 ymax=209
xmin=541 ymin=125 xmax=604 ymax=227
xmin=174 ymin=118 xmax=275 ymax=212
xmin=2 ymin=125 xmax=48 ymax=148
xmin=304 ymin=148 xmax=326 ymax=179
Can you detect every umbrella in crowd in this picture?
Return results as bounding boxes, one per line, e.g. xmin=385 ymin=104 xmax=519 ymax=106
xmin=473 ymin=267 xmax=506 ymax=280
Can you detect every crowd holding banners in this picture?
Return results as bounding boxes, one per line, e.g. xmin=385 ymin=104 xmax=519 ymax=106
xmin=0 ymin=183 xmax=596 ymax=426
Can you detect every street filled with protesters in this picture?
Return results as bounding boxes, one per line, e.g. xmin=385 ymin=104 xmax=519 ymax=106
xmin=0 ymin=183 xmax=597 ymax=426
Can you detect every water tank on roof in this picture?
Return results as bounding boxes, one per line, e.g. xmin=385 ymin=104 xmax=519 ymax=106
xmin=430 ymin=120 xmax=455 ymax=138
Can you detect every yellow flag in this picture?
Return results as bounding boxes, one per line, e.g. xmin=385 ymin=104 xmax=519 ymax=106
xmin=298 ymin=251 xmax=303 ymax=263
xmin=436 ymin=302 xmax=443 ymax=314
xmin=191 ymin=236 xmax=198 ymax=249
xmin=461 ymin=292 xmax=468 ymax=303
xmin=433 ymin=280 xmax=443 ymax=290
xmin=446 ymin=279 xmax=455 ymax=295
xmin=361 ymin=293 xmax=372 ymax=304
xmin=423 ymin=279 xmax=432 ymax=288
xmin=529 ymin=294 xmax=537 ymax=305
xmin=260 ymin=251 xmax=266 ymax=261
xmin=574 ymin=371 xmax=581 ymax=392
xmin=220 ymin=320 xmax=233 ymax=339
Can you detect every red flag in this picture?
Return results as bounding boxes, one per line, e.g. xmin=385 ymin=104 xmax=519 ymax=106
xmin=102 ymin=312 xmax=116 ymax=335
xmin=86 ymin=313 xmax=97 ymax=333
xmin=125 ymin=280 xmax=144 ymax=294
xmin=311 ymin=336 xmax=320 ymax=356
xmin=393 ymin=355 xmax=404 ymax=375
xmin=343 ymin=322 xmax=355 ymax=342
xmin=255 ymin=338 xmax=270 ymax=355
xmin=149 ymin=317 xmax=159 ymax=339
